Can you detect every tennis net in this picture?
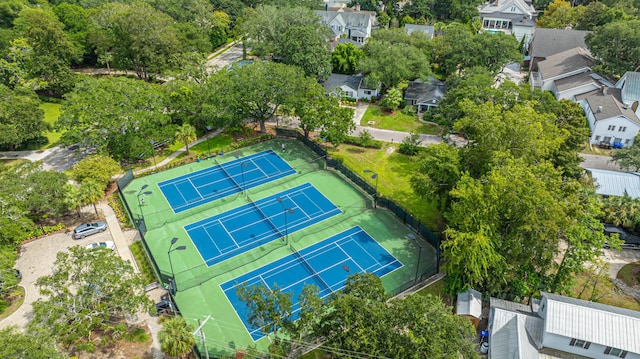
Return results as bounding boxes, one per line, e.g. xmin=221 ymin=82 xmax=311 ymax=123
xmin=290 ymin=243 xmax=331 ymax=292
xmin=246 ymin=194 xmax=284 ymax=238
xmin=214 ymin=158 xmax=243 ymax=193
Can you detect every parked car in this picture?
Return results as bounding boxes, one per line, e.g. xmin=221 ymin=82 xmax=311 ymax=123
xmin=72 ymin=222 xmax=107 ymax=239
xmin=85 ymin=241 xmax=115 ymax=251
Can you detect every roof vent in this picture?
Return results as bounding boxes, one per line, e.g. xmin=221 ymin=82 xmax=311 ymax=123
xmin=597 ymin=106 xmax=603 ymax=113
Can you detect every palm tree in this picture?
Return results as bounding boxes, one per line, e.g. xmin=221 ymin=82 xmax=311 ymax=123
xmin=175 ymin=123 xmax=197 ymax=155
xmin=80 ymin=181 xmax=104 ymax=216
xmin=65 ymin=184 xmax=84 ymax=218
xmin=159 ymin=316 xmax=196 ymax=359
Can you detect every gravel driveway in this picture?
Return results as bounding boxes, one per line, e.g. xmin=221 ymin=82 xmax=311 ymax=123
xmin=0 ymin=229 xmax=114 ymax=330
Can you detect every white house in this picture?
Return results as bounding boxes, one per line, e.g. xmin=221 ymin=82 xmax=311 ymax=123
xmin=479 ymin=0 xmax=537 ymax=43
xmin=531 ymin=47 xmax=597 ymax=98
xmin=576 ymin=87 xmax=640 ymax=148
xmin=321 ymin=73 xmax=379 ymax=100
xmin=489 ymin=292 xmax=640 ymax=359
xmin=404 ymin=24 xmax=434 ymax=39
xmin=616 ymin=71 xmax=640 ymax=119
xmin=315 ymin=8 xmax=376 ymax=45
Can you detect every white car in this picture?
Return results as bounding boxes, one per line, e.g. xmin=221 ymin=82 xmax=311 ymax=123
xmin=85 ymin=241 xmax=115 ymax=251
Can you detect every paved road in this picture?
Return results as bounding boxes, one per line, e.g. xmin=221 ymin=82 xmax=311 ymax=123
xmin=580 ymin=153 xmax=624 ymax=172
xmin=205 ymin=43 xmax=244 ymax=72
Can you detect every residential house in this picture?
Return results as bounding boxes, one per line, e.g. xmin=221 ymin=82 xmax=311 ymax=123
xmin=528 ymin=28 xmax=591 ymax=72
xmin=615 ymin=71 xmax=640 ymax=119
xmin=404 ymin=24 xmax=434 ymax=39
xmin=321 ymin=73 xmax=379 ymax=100
xmin=576 ymin=87 xmax=640 ymax=147
xmin=531 ymin=47 xmax=600 ymax=98
xmin=479 ymin=0 xmax=537 ymax=43
xmin=404 ymin=77 xmax=447 ymax=112
xmin=315 ymin=8 xmax=378 ymax=45
xmin=489 ymin=292 xmax=640 ymax=359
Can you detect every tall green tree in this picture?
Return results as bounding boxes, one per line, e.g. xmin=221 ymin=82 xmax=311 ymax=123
xmin=30 ymin=245 xmax=152 ymax=352
xmin=331 ymin=43 xmax=364 ymax=75
xmin=56 ymin=77 xmax=172 ymax=162
xmin=71 ymin=154 xmax=121 ymax=188
xmin=158 ymin=316 xmax=196 ymax=359
xmin=0 ymin=326 xmax=64 ymax=359
xmin=0 ymin=85 xmax=48 ymax=150
xmin=586 ymin=20 xmax=640 ymax=76
xmin=236 ymin=283 xmax=292 ymax=341
xmin=411 ymin=143 xmax=461 ymax=210
xmin=175 ymin=123 xmax=197 ymax=154
xmin=79 ymin=180 xmax=103 ymax=216
xmin=90 ymin=2 xmax=182 ymax=80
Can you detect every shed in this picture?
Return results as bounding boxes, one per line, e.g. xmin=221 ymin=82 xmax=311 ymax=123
xmin=456 ymin=288 xmax=482 ymax=327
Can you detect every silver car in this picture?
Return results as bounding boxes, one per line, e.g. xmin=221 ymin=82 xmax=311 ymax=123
xmin=72 ymin=222 xmax=107 ymax=239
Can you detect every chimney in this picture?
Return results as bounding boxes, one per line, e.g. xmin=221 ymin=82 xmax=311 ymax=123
xmin=354 ymin=4 xmax=360 ymax=11
xmin=597 ymin=106 xmax=602 ymax=113
xmin=600 ymin=84 xmax=606 ymax=95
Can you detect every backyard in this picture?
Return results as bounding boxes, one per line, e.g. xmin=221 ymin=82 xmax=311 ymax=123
xmin=361 ymin=105 xmax=441 ymax=135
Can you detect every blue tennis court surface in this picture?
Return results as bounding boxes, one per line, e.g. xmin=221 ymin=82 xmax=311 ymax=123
xmin=158 ymin=150 xmax=295 ymax=213
xmin=185 ymin=183 xmax=342 ymax=266
xmin=221 ymin=226 xmax=403 ymax=340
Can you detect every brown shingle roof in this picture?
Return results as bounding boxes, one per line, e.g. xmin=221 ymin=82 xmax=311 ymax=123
xmin=538 ymin=47 xmax=595 ymax=80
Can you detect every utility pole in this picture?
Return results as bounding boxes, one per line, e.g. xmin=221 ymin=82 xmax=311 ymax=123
xmin=194 ymin=316 xmax=211 ymax=358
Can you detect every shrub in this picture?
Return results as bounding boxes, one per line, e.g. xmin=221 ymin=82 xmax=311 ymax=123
xmin=398 ymin=132 xmax=423 ymax=156
xmin=343 ymin=134 xmax=384 ymax=149
xmin=401 ymin=105 xmax=417 ymax=116
xmin=108 ymin=194 xmax=133 ymax=229
xmin=26 ymin=223 xmax=66 ymax=239
xmin=125 ymin=327 xmax=150 ymax=343
xmin=130 ymin=241 xmax=157 ymax=284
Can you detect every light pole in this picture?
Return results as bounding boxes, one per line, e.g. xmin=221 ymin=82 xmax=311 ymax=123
xmin=408 ymin=233 xmax=422 ymax=283
xmin=167 ymin=237 xmax=187 ymax=295
xmin=363 ymin=169 xmax=378 ymax=208
xmin=233 ymin=154 xmax=248 ymax=195
xmin=276 ymin=197 xmax=295 ymax=244
xmin=137 ymin=185 xmax=153 ymax=229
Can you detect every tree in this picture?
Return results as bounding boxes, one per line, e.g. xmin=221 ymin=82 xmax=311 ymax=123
xmin=398 ymin=131 xmax=422 ymax=156
xmin=159 ymin=316 xmax=196 ymax=359
xmin=79 ymin=180 xmax=104 ymax=216
xmin=575 ymin=1 xmax=630 ymax=30
xmin=208 ymin=62 xmax=307 ymax=133
xmin=175 ymin=123 xmax=197 ymax=154
xmin=13 ymin=7 xmax=79 ymax=95
xmin=612 ymin=141 xmax=640 ymax=172
xmin=0 ymin=85 xmax=48 ymax=150
xmin=380 ymin=87 xmax=403 ymax=111
xmin=56 ymin=77 xmax=173 ymax=162
xmin=241 ymin=6 xmax=332 ymax=80
xmin=294 ymin=82 xmax=342 ymax=138
xmin=17 ymin=164 xmax=70 ymax=221
xmin=90 ymin=2 xmax=182 ymax=80
xmin=358 ymin=29 xmax=433 ymax=90
xmin=319 ymin=106 xmax=355 ymax=148
xmin=411 ymin=143 xmax=461 ymax=210
xmin=312 ymin=273 xmax=478 ymax=359
xmin=536 ymin=0 xmax=580 ymax=29
xmin=236 ymin=283 xmax=292 ymax=341
xmin=331 ymin=43 xmax=364 ymax=75
xmin=0 ymin=326 xmax=63 ymax=359
xmin=30 ymin=245 xmax=152 ymax=351
xmin=71 ymin=154 xmax=121 ymax=188
xmin=586 ymin=20 xmax=640 ymax=76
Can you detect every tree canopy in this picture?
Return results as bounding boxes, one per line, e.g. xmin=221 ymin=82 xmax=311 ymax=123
xmin=586 ymin=20 xmax=640 ymax=77
xmin=0 ymin=85 xmax=48 ymax=150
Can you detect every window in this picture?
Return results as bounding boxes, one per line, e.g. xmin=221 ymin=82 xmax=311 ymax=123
xmin=511 ymin=6 xmax=516 ymax=11
xmin=364 ymin=90 xmax=372 ymax=95
xmin=608 ymin=125 xmax=616 ymax=131
xmin=604 ymin=347 xmax=628 ymax=358
xmin=595 ymin=135 xmax=601 ymax=141
xmin=619 ymin=126 xmax=627 ymax=132
xmin=569 ymin=339 xmax=591 ymax=349
xmin=626 ymin=139 xmax=631 ymax=145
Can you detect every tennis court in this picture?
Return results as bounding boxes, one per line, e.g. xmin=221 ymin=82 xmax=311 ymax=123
xmin=221 ymin=226 xmax=403 ymax=340
xmin=158 ymin=150 xmax=295 ymax=213
xmin=184 ymin=183 xmax=342 ymax=266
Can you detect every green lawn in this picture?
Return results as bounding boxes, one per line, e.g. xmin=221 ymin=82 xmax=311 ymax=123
xmin=361 ymin=105 xmax=441 ymax=135
xmin=617 ymin=262 xmax=640 ymax=287
xmin=328 ymin=144 xmax=443 ymax=230
xmin=40 ymin=102 xmax=63 ymax=148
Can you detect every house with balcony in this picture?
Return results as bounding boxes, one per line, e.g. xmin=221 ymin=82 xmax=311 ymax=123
xmin=315 ymin=8 xmax=377 ymax=45
xmin=479 ymin=0 xmax=537 ymax=43
xmin=489 ymin=292 xmax=640 ymax=359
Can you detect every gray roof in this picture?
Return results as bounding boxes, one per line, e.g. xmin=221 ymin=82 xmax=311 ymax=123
xmin=322 ymin=73 xmax=363 ymax=93
xmin=481 ymin=11 xmax=535 ymax=27
xmin=456 ymin=288 xmax=482 ymax=318
xmin=315 ymin=10 xmax=371 ymax=29
xmin=337 ymin=38 xmax=363 ymax=47
xmin=404 ymin=77 xmax=447 ymax=104
xmin=587 ymin=168 xmax=640 ymax=198
xmin=480 ymin=0 xmax=535 ymax=15
xmin=490 ymin=307 xmax=543 ymax=359
xmin=577 ymin=88 xmax=640 ymax=123
xmin=537 ymin=47 xmax=595 ymax=81
xmin=530 ymin=28 xmax=591 ymax=60
xmin=404 ymin=24 xmax=434 ymax=38
xmin=541 ymin=292 xmax=640 ymax=354
xmin=553 ymin=72 xmax=598 ymax=92
xmin=619 ymin=72 xmax=640 ymax=104
xmin=491 ymin=297 xmax=537 ymax=316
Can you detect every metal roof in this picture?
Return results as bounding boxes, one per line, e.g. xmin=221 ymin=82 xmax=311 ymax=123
xmin=619 ymin=72 xmax=640 ymax=104
xmin=541 ymin=292 xmax=640 ymax=354
xmin=456 ymin=288 xmax=482 ymax=318
xmin=404 ymin=24 xmax=434 ymax=38
xmin=490 ymin=307 xmax=543 ymax=359
xmin=587 ymin=168 xmax=640 ymax=198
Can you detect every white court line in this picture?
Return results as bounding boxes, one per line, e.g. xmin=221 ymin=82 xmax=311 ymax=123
xmin=187 ymin=177 xmax=204 ymax=199
xmin=201 ymin=223 xmax=223 ymax=256
xmin=217 ymin=219 xmax=240 ymax=247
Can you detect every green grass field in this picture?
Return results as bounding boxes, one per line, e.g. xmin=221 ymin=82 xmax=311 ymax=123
xmin=361 ymin=105 xmax=441 ymax=135
xmin=40 ymin=102 xmax=63 ymax=148
xmin=123 ymin=139 xmax=438 ymax=355
xmin=328 ymin=144 xmax=443 ymax=230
